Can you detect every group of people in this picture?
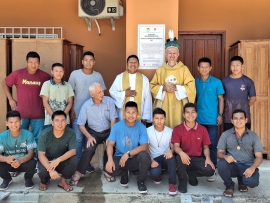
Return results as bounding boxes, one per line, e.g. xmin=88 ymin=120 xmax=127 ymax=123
xmin=0 ymin=31 xmax=263 ymax=198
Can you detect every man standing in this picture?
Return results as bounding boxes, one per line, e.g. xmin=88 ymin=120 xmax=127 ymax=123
xmin=105 ymin=101 xmax=151 ymax=194
xmin=109 ymin=55 xmax=152 ymax=124
xmin=150 ymin=30 xmax=196 ymax=128
xmin=217 ymin=109 xmax=263 ymax=198
xmin=0 ymin=111 xmax=37 ymax=190
xmin=147 ymin=108 xmax=177 ymax=195
xmin=37 ymin=110 xmax=77 ymax=192
xmin=2 ymin=51 xmax=51 ymax=145
xmin=222 ymin=56 xmax=256 ymax=131
xmin=69 ymin=82 xmax=118 ymax=185
xmin=172 ymin=103 xmax=215 ymax=193
xmin=68 ymin=51 xmax=106 ymax=172
xmin=195 ymin=57 xmax=224 ymax=181
xmin=40 ymin=63 xmax=74 ymax=128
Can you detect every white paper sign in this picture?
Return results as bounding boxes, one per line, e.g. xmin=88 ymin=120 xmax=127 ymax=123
xmin=138 ymin=24 xmax=165 ymax=69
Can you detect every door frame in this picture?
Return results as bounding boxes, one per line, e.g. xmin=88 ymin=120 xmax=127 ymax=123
xmin=178 ymin=30 xmax=226 ymax=78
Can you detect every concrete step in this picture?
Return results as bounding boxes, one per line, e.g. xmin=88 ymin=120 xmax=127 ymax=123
xmin=0 ymin=193 xmax=39 ymax=203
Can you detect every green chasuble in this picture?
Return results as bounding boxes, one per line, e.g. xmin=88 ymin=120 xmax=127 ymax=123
xmin=150 ymin=62 xmax=196 ymax=128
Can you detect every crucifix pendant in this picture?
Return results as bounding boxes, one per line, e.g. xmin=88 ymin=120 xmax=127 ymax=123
xmin=237 ymin=146 xmax=241 ymax=150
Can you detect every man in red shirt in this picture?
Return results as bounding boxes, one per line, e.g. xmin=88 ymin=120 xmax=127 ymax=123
xmin=171 ymin=102 xmax=215 ymax=193
xmin=2 ymin=51 xmax=51 ymax=146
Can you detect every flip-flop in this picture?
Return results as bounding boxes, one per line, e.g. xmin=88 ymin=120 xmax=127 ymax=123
xmin=103 ymin=172 xmax=116 ymax=182
xmin=10 ymin=172 xmax=20 ymax=177
xmin=39 ymin=181 xmax=50 ymax=191
xmin=69 ymin=173 xmax=81 ymax=186
xmin=223 ymin=188 xmax=234 ymax=198
xmin=58 ymin=184 xmax=73 ymax=192
xmin=238 ymin=184 xmax=248 ymax=192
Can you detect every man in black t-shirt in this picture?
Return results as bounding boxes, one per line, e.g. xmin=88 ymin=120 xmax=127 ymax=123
xmin=37 ymin=110 xmax=77 ymax=192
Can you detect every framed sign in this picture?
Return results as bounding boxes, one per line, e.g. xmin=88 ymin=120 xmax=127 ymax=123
xmin=138 ymin=24 xmax=165 ymax=69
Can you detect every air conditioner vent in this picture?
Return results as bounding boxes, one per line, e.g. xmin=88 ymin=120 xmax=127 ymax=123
xmin=80 ymin=0 xmax=105 ymax=16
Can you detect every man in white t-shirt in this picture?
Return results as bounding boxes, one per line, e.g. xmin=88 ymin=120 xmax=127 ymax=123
xmin=147 ymin=108 xmax=177 ymax=195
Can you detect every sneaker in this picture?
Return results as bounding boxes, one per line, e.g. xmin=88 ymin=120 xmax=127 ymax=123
xmin=86 ymin=165 xmax=95 ymax=173
xmin=120 ymin=175 xmax=129 ymax=187
xmin=168 ymin=184 xmax=177 ymax=195
xmin=0 ymin=179 xmax=12 ymax=191
xmin=25 ymin=179 xmax=34 ymax=189
xmin=187 ymin=170 xmax=198 ymax=186
xmin=153 ymin=176 xmax=162 ymax=184
xmin=206 ymin=173 xmax=216 ymax=182
xmin=137 ymin=181 xmax=147 ymax=194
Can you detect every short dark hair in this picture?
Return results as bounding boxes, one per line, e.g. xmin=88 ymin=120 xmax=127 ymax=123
xmin=127 ymin=55 xmax=139 ymax=63
xmin=51 ymin=62 xmax=64 ymax=70
xmin=230 ymin=56 xmax=244 ymax=65
xmin=153 ymin=108 xmax=166 ymax=117
xmin=198 ymin=57 xmax=211 ymax=67
xmin=6 ymin=110 xmax=21 ymax=121
xmin=26 ymin=51 xmax=40 ymax=61
xmin=83 ymin=51 xmax=95 ymax=60
xmin=51 ymin=110 xmax=67 ymax=120
xmin=125 ymin=101 xmax=138 ymax=110
xmin=232 ymin=109 xmax=246 ymax=119
xmin=183 ymin=102 xmax=196 ymax=113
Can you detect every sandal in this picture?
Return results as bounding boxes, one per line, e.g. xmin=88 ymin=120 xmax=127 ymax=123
xmin=238 ymin=184 xmax=248 ymax=192
xmin=69 ymin=173 xmax=81 ymax=186
xmin=58 ymin=184 xmax=73 ymax=192
xmin=103 ymin=172 xmax=116 ymax=182
xmin=10 ymin=172 xmax=20 ymax=177
xmin=39 ymin=181 xmax=50 ymax=191
xmin=223 ymin=188 xmax=234 ymax=198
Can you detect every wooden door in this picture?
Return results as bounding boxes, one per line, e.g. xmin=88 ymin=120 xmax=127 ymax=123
xmin=62 ymin=40 xmax=72 ymax=81
xmin=230 ymin=40 xmax=270 ymax=159
xmin=179 ymin=31 xmax=226 ymax=80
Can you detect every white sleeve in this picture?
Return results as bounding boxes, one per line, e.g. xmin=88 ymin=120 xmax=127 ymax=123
xmin=109 ymin=74 xmax=126 ymax=108
xmin=174 ymin=85 xmax=187 ymax=100
xmin=141 ymin=77 xmax=153 ymax=121
xmin=155 ymin=85 xmax=166 ymax=101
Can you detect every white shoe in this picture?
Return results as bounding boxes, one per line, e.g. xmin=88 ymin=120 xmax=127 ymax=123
xmin=206 ymin=174 xmax=216 ymax=182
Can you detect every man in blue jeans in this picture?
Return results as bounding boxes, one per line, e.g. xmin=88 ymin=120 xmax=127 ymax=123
xmin=217 ymin=109 xmax=263 ymax=198
xmin=147 ymin=108 xmax=177 ymax=195
xmin=195 ymin=57 xmax=224 ymax=181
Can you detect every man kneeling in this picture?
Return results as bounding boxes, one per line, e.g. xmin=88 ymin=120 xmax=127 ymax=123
xmin=0 ymin=111 xmax=37 ymax=190
xmin=105 ymin=101 xmax=151 ymax=194
xmin=217 ymin=109 xmax=263 ymax=198
xmin=37 ymin=110 xmax=77 ymax=192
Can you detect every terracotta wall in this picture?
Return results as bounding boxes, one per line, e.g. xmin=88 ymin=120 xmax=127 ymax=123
xmin=0 ymin=0 xmax=127 ymax=91
xmin=178 ymin=0 xmax=270 ymax=75
xmin=126 ymin=0 xmax=179 ymax=80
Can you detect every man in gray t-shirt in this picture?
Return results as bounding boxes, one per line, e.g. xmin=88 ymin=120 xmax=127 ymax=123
xmin=217 ymin=109 xmax=263 ymax=198
xmin=68 ymin=51 xmax=106 ymax=162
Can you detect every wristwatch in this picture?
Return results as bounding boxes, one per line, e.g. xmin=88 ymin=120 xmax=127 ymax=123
xmin=218 ymin=113 xmax=224 ymax=116
xmin=126 ymin=151 xmax=130 ymax=157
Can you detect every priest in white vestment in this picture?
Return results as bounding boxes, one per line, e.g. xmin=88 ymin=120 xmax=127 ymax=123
xmin=109 ymin=55 xmax=152 ymax=123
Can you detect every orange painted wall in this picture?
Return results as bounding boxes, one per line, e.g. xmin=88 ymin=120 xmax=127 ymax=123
xmin=126 ymin=0 xmax=179 ymax=79
xmin=0 ymin=0 xmax=127 ymax=91
xmin=178 ymin=0 xmax=270 ymax=75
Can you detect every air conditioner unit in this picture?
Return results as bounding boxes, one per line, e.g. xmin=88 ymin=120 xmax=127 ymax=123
xmin=78 ymin=0 xmax=124 ymax=19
